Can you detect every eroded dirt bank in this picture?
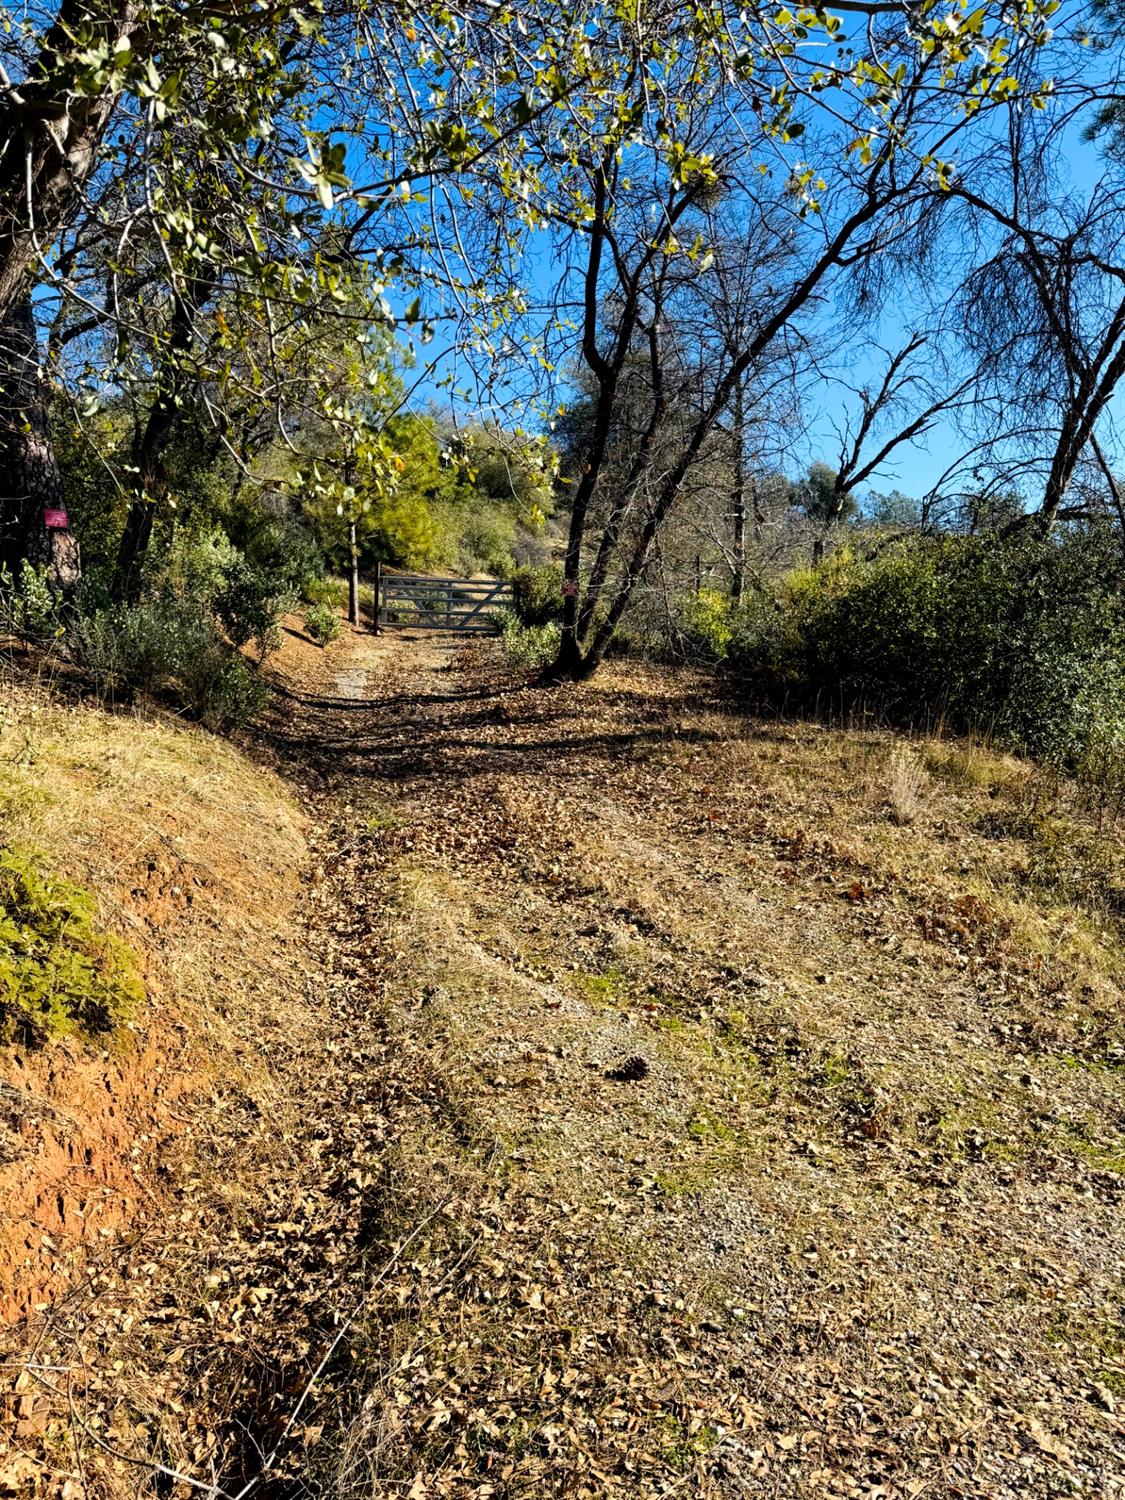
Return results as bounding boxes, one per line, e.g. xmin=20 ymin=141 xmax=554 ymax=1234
xmin=0 ymin=675 xmax=308 ymax=1331
xmin=4 ymin=627 xmax=1125 ymax=1499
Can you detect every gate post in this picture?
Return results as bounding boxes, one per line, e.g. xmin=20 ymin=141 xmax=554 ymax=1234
xmin=372 ymin=559 xmax=382 ymax=634
xmin=348 ymin=520 xmax=360 ymax=625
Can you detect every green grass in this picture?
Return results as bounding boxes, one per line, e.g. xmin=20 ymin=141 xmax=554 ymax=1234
xmin=687 ymin=1109 xmax=739 ymax=1144
xmin=654 ymin=1415 xmax=719 ymax=1473
xmin=574 ymin=965 xmax=628 ymax=1005
xmin=364 ymin=807 xmax=401 ymax=834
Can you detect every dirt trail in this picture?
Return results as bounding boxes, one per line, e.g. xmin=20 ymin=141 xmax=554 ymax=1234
xmin=5 ymin=624 xmax=1124 ymax=1500
xmin=255 ymin=626 xmax=1124 ymax=1499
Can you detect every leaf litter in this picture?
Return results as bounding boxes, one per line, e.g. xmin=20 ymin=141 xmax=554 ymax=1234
xmin=4 ymin=627 xmax=1125 ymax=1499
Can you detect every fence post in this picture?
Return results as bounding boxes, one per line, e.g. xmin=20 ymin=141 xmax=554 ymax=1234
xmin=348 ymin=520 xmax=360 ymax=625
xmin=372 ymin=559 xmax=381 ymax=634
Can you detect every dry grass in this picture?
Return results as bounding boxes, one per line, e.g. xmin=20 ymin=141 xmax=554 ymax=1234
xmin=886 ymin=743 xmax=928 ymax=825
xmin=0 ymin=669 xmax=303 ymax=936
xmin=0 ymin=662 xmax=319 ymax=1489
xmin=921 ymin=736 xmax=1028 ymax=794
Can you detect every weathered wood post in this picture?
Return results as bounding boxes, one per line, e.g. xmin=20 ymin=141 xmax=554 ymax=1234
xmin=347 ymin=520 xmax=360 ymax=626
xmin=372 ymin=558 xmax=381 ymax=634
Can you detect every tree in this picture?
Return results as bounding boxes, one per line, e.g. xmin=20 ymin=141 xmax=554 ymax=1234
xmin=797 ymin=462 xmax=858 ymax=528
xmin=0 ymin=0 xmax=312 ymax=587
xmin=956 ymin=168 xmax=1125 ymax=530
xmin=0 ymin=0 xmax=554 ymax=587
xmin=483 ymin=0 xmax=1061 ymax=678
xmin=0 ymin=0 xmax=1071 ymax=615
xmin=0 ymin=296 xmax=79 ymax=588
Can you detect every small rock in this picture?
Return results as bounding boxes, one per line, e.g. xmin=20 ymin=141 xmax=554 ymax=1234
xmin=1089 ymin=1382 xmax=1118 ymax=1414
xmin=606 ymin=1055 xmax=649 ymax=1082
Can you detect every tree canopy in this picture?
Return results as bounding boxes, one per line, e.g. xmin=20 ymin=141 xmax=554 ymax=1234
xmin=2 ymin=0 xmax=1124 ymax=677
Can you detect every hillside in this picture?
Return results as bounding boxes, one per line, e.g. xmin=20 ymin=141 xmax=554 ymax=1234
xmin=2 ymin=626 xmax=1124 ymax=1499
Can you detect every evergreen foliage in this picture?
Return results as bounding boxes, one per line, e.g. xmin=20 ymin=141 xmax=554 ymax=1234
xmin=690 ymin=532 xmax=1125 ymax=772
xmin=0 ymin=848 xmax=143 ymax=1046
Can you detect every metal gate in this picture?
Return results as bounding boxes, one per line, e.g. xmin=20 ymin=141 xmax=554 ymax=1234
xmin=376 ymin=573 xmax=512 ymax=633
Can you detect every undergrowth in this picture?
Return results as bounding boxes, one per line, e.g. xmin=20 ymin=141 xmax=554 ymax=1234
xmin=682 ymin=531 xmax=1125 ymax=807
xmin=304 ymin=601 xmax=343 ymax=646
xmin=497 ymin=607 xmax=561 ymax=669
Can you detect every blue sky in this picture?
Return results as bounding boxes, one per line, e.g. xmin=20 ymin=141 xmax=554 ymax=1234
xmin=798 ymin=99 xmax=1119 ymax=502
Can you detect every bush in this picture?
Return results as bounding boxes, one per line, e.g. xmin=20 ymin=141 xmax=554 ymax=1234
xmin=508 ymin=564 xmax=564 ymax=627
xmin=68 ymin=597 xmax=198 ymax=697
xmin=302 ymin=575 xmax=340 ymax=608
xmin=497 ymin=607 xmax=561 ymax=669
xmin=68 ymin=597 xmax=268 ymax=730
xmin=680 ymin=587 xmax=737 ymax=660
xmin=214 ymin=557 xmax=293 ymax=658
xmin=304 ymin=602 xmax=342 ymax=646
xmin=239 ymin=515 xmax=324 ymax=598
xmin=170 ymin=528 xmax=290 ymax=659
xmin=0 ymin=561 xmax=66 ymax=644
xmin=0 ymin=846 xmax=143 ymax=1046
xmin=458 ymin=509 xmax=517 ymax=575
xmin=180 ymin=649 xmax=270 ymax=732
xmin=174 ymin=527 xmax=242 ymax=604
xmin=724 ymin=530 xmax=1125 ymax=773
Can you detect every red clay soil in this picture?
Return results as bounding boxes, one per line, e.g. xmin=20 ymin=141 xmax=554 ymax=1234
xmin=0 ymin=1035 xmax=193 ymax=1326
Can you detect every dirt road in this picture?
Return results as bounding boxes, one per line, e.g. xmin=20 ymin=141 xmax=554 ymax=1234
xmin=256 ymin=626 xmax=1125 ymax=1499
xmin=6 ymin=623 xmax=1123 ymax=1499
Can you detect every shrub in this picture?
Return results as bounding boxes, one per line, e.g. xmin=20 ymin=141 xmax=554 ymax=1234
xmin=302 ymin=575 xmax=340 ymax=608
xmin=174 ymin=527 xmax=243 ymax=605
xmin=497 ymin=607 xmax=561 ymax=669
xmin=68 ymin=597 xmax=268 ymax=730
xmin=458 ymin=509 xmax=517 ymax=575
xmin=240 ymin=515 xmax=324 ymax=598
xmin=0 ymin=561 xmax=66 ymax=644
xmin=0 ymin=847 xmax=144 ymax=1046
xmin=726 ymin=530 xmax=1125 ymax=779
xmin=214 ymin=557 xmax=292 ymax=658
xmin=68 ymin=597 xmax=202 ymax=697
xmin=508 ymin=564 xmax=564 ymax=627
xmin=680 ymin=587 xmax=736 ymax=660
xmin=304 ymin=601 xmax=342 ymax=646
xmin=169 ymin=528 xmax=290 ymax=659
xmin=180 ymin=649 xmax=270 ymax=732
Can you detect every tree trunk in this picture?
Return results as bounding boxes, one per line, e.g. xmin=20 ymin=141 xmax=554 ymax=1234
xmin=0 ymin=289 xmax=79 ymax=591
xmin=549 ymin=607 xmax=586 ymax=679
xmin=0 ymin=2 xmax=134 ymax=324
xmin=112 ymin=288 xmax=201 ymax=601
xmin=576 ymin=316 xmax=668 ymax=643
xmin=552 ymin=158 xmax=638 ymax=679
xmin=553 ymin=135 xmax=899 ymax=682
xmin=731 ymin=375 xmax=745 ymax=602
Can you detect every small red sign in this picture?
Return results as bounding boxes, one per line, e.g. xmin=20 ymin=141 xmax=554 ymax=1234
xmin=561 ymin=581 xmax=579 ymax=598
xmin=43 ymin=509 xmax=69 ymax=529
